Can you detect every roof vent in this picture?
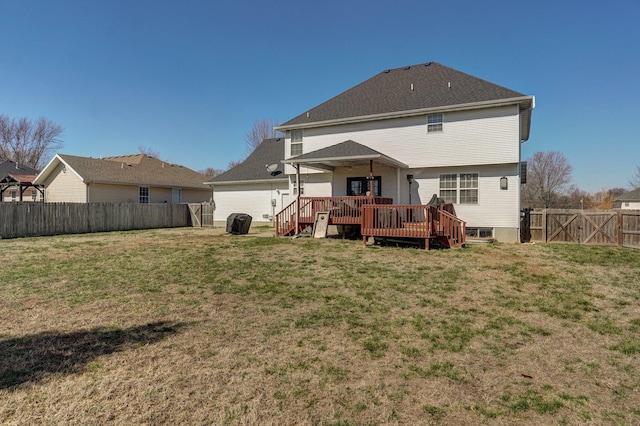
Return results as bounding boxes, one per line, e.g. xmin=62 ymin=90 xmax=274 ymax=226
xmin=404 ymin=66 xmax=411 ymax=70
xmin=410 ymin=83 xmax=414 ymax=91
xmin=306 ymin=112 xmax=310 ymax=118
xmin=448 ymin=81 xmax=451 ymax=89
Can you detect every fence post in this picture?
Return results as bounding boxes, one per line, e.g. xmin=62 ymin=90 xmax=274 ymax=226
xmin=617 ymin=211 xmax=623 ymax=247
xmin=542 ymin=209 xmax=547 ymax=243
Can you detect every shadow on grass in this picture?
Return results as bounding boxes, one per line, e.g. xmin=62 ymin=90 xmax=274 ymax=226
xmin=0 ymin=321 xmax=184 ymax=390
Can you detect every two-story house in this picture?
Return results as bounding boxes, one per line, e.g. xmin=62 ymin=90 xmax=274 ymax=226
xmin=274 ymin=62 xmax=534 ymax=242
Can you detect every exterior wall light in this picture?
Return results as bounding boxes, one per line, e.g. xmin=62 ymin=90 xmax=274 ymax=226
xmin=500 ymin=176 xmax=508 ymax=190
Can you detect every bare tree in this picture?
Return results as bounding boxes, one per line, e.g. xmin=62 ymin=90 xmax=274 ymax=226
xmin=226 ymin=159 xmax=242 ymax=170
xmin=244 ymin=119 xmax=281 ymax=155
xmin=0 ymin=115 xmax=64 ymax=169
xmin=521 ymin=151 xmax=573 ymax=208
xmin=629 ymin=166 xmax=640 ymax=189
xmin=137 ymin=145 xmax=161 ymax=159
xmin=199 ymin=167 xmax=225 ymax=177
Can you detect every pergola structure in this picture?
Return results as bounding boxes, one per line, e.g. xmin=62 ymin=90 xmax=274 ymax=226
xmin=0 ymin=173 xmax=45 ymax=202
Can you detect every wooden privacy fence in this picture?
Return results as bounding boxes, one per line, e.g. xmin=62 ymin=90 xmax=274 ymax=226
xmin=522 ymin=209 xmax=640 ymax=249
xmin=0 ymin=202 xmax=192 ymax=239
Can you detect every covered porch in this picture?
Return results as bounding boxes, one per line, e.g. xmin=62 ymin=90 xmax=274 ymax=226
xmin=276 ymin=141 xmax=466 ymax=248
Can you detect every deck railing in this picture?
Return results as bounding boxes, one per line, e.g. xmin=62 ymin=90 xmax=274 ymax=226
xmin=275 ymin=197 xmax=465 ymax=248
xmin=362 ymin=203 xmax=466 ymax=248
xmin=275 ymin=196 xmax=393 ymax=236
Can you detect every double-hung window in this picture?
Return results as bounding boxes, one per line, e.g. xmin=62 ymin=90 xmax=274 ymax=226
xmin=427 ymin=113 xmax=443 ymax=133
xmin=139 ymin=186 xmax=150 ymax=203
xmin=290 ymin=129 xmax=303 ymax=156
xmin=459 ymin=173 xmax=478 ymax=204
xmin=439 ymin=174 xmax=457 ymax=203
xmin=439 ymin=173 xmax=478 ymax=204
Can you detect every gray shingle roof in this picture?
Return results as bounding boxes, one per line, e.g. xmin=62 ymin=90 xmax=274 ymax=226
xmin=54 ymin=154 xmax=210 ymax=189
xmin=617 ymin=187 xmax=640 ymax=202
xmin=212 ymin=138 xmax=286 ymax=183
xmin=281 ymin=62 xmax=528 ymax=127
xmin=0 ymin=160 xmax=39 ymax=176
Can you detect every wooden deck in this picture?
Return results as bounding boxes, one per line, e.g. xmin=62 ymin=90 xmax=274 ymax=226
xmin=275 ymin=196 xmax=466 ymax=249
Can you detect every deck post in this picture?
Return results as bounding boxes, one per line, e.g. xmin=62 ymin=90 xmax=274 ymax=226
xmin=295 ymin=164 xmax=300 ymax=236
xmin=368 ymin=160 xmax=374 ymax=196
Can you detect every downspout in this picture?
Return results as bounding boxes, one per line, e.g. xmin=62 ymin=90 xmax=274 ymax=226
xmin=295 ymin=164 xmax=300 ymax=236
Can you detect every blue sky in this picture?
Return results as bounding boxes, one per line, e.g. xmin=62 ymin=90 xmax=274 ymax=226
xmin=1 ymin=0 xmax=639 ymax=192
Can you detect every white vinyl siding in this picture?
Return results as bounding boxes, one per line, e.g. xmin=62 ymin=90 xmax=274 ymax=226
xmin=213 ymin=181 xmax=289 ymax=223
xmin=285 ymin=105 xmax=520 ymax=168
xmin=417 ymin=164 xmax=520 ymax=230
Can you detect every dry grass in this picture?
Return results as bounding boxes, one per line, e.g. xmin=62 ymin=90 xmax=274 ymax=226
xmin=1 ymin=227 xmax=639 ymax=425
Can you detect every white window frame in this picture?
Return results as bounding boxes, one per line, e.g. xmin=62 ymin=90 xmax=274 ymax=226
xmin=427 ymin=113 xmax=443 ymax=133
xmin=290 ymin=129 xmax=303 ymax=156
xmin=459 ymin=173 xmax=479 ymax=204
xmin=139 ymin=186 xmax=150 ymax=204
xmin=439 ymin=174 xmax=457 ymax=204
xmin=439 ymin=173 xmax=478 ymax=205
xmin=172 ymin=188 xmax=182 ymax=204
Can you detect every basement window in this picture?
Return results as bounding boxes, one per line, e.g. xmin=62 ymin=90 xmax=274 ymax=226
xmin=427 ymin=113 xmax=443 ymax=133
xmin=466 ymin=228 xmax=493 ymax=238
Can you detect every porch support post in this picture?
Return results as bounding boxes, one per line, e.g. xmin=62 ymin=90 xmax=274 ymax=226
xmin=368 ymin=159 xmax=374 ymax=197
xmin=295 ymin=163 xmax=300 ymax=236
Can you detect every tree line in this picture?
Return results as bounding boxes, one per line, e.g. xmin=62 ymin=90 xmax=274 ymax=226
xmin=521 ymin=150 xmax=638 ymax=210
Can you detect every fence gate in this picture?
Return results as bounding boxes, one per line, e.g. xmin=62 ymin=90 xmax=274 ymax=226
xmin=188 ymin=203 xmax=215 ymax=227
xmin=524 ymin=209 xmax=640 ymax=249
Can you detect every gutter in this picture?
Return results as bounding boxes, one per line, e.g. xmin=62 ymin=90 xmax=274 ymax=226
xmin=205 ymin=178 xmax=288 ymax=186
xmin=275 ymin=96 xmax=535 ymax=131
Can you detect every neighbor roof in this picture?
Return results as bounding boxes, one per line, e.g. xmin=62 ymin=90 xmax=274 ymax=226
xmin=34 ymin=154 xmax=210 ymax=189
xmin=211 ymin=138 xmax=286 ymax=184
xmin=0 ymin=160 xmax=39 ymax=177
xmin=617 ymin=187 xmax=640 ymax=202
xmin=278 ymin=62 xmax=533 ymax=131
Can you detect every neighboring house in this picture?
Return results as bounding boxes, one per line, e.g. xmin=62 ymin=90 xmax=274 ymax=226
xmin=0 ymin=160 xmax=44 ymax=202
xmin=615 ymin=187 xmax=640 ymax=210
xmin=273 ymin=62 xmax=534 ymax=242
xmin=33 ymin=154 xmax=211 ymax=203
xmin=208 ymin=138 xmax=288 ymax=224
